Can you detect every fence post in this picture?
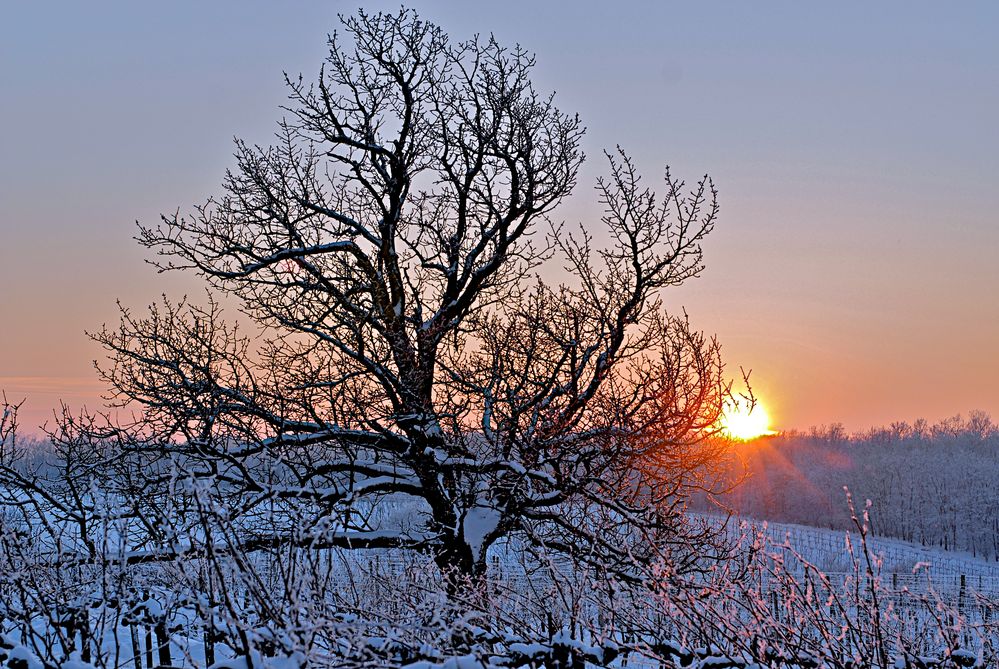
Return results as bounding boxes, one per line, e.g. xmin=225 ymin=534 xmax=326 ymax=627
xmin=145 ymin=623 xmax=153 ymax=669
xmin=959 ymin=574 xmax=966 ymax=611
xmin=205 ymin=618 xmax=215 ymax=668
xmin=79 ymin=607 xmax=91 ymax=664
xmin=129 ymin=623 xmax=142 ymax=669
xmin=155 ymin=617 xmax=172 ymax=668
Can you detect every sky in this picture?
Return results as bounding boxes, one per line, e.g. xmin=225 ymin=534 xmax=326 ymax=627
xmin=1 ymin=1 xmax=997 ymax=434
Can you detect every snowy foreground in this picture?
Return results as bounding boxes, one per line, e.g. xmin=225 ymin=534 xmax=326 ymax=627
xmin=2 ymin=509 xmax=997 ymax=669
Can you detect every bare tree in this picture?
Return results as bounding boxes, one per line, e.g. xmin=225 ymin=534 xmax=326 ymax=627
xmin=11 ymin=8 xmax=728 ymax=590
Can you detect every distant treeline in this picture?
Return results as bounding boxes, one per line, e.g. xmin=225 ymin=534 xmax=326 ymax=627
xmin=14 ymin=411 xmax=999 ymax=562
xmin=696 ymin=410 xmax=999 ymax=561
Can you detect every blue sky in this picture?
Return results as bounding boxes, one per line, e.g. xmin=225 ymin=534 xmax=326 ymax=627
xmin=2 ymin=1 xmax=997 ymax=431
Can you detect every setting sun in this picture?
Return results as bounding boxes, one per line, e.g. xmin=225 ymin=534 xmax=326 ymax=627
xmin=721 ymin=401 xmax=776 ymax=440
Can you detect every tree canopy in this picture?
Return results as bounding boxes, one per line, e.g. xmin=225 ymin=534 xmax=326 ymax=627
xmin=7 ymin=7 xmax=729 ymax=588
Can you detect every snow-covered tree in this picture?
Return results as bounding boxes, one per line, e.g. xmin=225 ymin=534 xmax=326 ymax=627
xmin=4 ymin=8 xmax=729 ymax=594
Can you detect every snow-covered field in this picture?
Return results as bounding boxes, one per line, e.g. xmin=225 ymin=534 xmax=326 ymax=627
xmin=723 ymin=514 xmax=999 ymax=583
xmin=3 ymin=501 xmax=997 ymax=668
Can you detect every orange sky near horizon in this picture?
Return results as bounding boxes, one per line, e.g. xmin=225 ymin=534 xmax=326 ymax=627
xmin=2 ymin=2 xmax=997 ymax=436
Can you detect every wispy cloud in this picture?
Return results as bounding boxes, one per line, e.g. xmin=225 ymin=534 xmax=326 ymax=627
xmin=0 ymin=377 xmax=106 ymax=434
xmin=0 ymin=376 xmax=104 ymax=395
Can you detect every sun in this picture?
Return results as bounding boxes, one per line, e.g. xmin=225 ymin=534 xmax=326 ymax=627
xmin=721 ymin=401 xmax=776 ymax=440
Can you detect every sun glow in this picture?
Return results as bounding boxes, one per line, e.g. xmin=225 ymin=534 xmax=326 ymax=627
xmin=721 ymin=401 xmax=776 ymax=440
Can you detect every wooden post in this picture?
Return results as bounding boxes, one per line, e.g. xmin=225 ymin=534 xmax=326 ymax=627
xmin=204 ymin=621 xmax=215 ymax=668
xmin=205 ymin=567 xmax=216 ymax=668
xmin=129 ymin=623 xmax=142 ymax=669
xmin=155 ymin=618 xmax=172 ymax=668
xmin=145 ymin=624 xmax=153 ymax=669
xmin=79 ymin=608 xmax=91 ymax=664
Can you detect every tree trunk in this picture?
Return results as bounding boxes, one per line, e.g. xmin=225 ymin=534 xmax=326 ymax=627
xmin=434 ymin=536 xmax=484 ymax=597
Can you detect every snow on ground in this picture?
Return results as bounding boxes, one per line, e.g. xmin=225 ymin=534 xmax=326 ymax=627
xmin=718 ymin=513 xmax=999 ymax=585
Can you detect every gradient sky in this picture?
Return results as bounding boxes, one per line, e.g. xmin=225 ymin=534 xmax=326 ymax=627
xmin=2 ymin=1 xmax=997 ymax=433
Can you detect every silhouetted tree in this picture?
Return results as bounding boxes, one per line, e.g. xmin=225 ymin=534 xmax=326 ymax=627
xmin=4 ymin=8 xmax=728 ymax=591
